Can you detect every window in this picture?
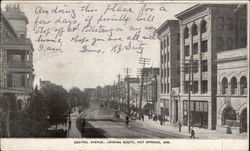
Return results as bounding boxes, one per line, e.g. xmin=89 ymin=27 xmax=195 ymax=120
xmin=167 ymin=36 xmax=169 ymax=46
xmin=163 ymin=38 xmax=166 ymax=48
xmin=161 ymin=84 xmax=163 ymax=93
xmin=231 ymin=77 xmax=237 ymax=95
xmin=184 ymin=27 xmax=189 ymax=39
xmin=177 ymin=33 xmax=180 ymax=45
xmin=184 ymin=63 xmax=189 ymax=74
xmin=7 ymin=73 xmax=26 ymax=88
xmin=226 ymin=38 xmax=233 ymax=50
xmin=184 ymin=81 xmax=189 ymax=94
xmin=240 ymin=76 xmax=247 ymax=95
xmin=164 ymin=69 xmax=166 ymax=77
xmin=167 ymin=83 xmax=169 ymax=93
xmin=226 ymin=18 xmax=233 ymax=31
xmin=7 ymin=73 xmax=13 ymax=87
xmin=201 ymin=80 xmax=208 ymax=94
xmin=177 ymin=66 xmax=180 ymax=75
xmin=193 ymin=43 xmax=198 ymax=54
xmin=177 ymin=50 xmax=180 ymax=60
xmin=192 ymin=81 xmax=198 ymax=94
xmin=164 ymin=83 xmax=166 ymax=93
xmin=185 ymin=45 xmax=190 ymax=56
xmin=160 ymin=40 xmax=163 ymax=50
xmin=167 ymin=52 xmax=169 ymax=62
xmin=201 ymin=60 xmax=208 ymax=72
xmin=161 ymin=55 xmax=163 ymax=64
xmin=7 ymin=51 xmax=25 ymax=62
xmin=222 ymin=78 xmax=228 ymax=95
xmin=201 ymin=20 xmax=207 ymax=33
xmin=201 ymin=40 xmax=208 ymax=52
xmin=218 ymin=17 xmax=224 ymax=30
xmin=192 ymin=24 xmax=198 ymax=36
xmin=192 ymin=61 xmax=198 ymax=73
xmin=164 ymin=54 xmax=166 ymax=63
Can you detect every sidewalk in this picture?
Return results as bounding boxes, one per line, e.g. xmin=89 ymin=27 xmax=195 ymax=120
xmin=68 ymin=111 xmax=82 ymax=138
xmin=134 ymin=115 xmax=247 ymax=139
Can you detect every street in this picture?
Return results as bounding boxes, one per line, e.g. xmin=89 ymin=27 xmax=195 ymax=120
xmin=71 ymin=100 xmax=188 ymax=138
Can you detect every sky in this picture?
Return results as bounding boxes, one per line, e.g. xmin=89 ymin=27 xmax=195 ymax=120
xmin=2 ymin=1 xmax=195 ymax=90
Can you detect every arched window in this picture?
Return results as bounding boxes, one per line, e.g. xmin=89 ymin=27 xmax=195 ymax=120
xmin=201 ymin=20 xmax=207 ymax=33
xmin=192 ymin=24 xmax=198 ymax=36
xmin=222 ymin=107 xmax=237 ymax=125
xmin=222 ymin=78 xmax=228 ymax=95
xmin=231 ymin=77 xmax=237 ymax=95
xmin=184 ymin=27 xmax=189 ymax=39
xmin=240 ymin=76 xmax=247 ymax=95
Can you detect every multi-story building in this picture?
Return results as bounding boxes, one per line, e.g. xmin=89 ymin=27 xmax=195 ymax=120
xmin=0 ymin=4 xmax=34 ymax=137
xmin=141 ymin=68 xmax=159 ymax=115
xmin=174 ymin=4 xmax=247 ymax=130
xmin=0 ymin=4 xmax=34 ymax=111
xmin=156 ymin=20 xmax=180 ymax=122
xmin=215 ymin=5 xmax=247 ymax=134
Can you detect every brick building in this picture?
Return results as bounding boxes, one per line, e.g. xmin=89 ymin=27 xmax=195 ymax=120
xmin=156 ymin=20 xmax=181 ymax=122
xmin=174 ymin=4 xmax=247 ymax=130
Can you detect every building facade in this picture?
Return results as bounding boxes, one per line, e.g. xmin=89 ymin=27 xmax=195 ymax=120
xmin=215 ymin=4 xmax=247 ymax=134
xmin=141 ymin=68 xmax=159 ymax=115
xmin=1 ymin=4 xmax=34 ymax=111
xmin=174 ymin=4 xmax=247 ymax=130
xmin=156 ymin=20 xmax=180 ymax=122
xmin=0 ymin=4 xmax=34 ymax=137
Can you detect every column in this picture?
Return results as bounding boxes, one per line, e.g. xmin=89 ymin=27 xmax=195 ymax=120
xmin=198 ymin=24 xmax=202 ymax=94
xmin=180 ymin=25 xmax=185 ymax=94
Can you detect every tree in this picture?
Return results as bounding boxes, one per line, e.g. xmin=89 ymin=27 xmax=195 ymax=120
xmin=11 ymin=86 xmax=48 ymax=137
xmin=69 ymin=87 xmax=89 ymax=109
xmin=40 ymin=83 xmax=69 ymax=128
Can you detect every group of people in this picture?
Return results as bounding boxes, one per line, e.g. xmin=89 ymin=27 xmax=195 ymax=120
xmin=148 ymin=113 xmax=168 ymax=125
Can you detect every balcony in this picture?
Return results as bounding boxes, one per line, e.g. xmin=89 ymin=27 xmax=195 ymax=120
xmin=4 ymin=61 xmax=33 ymax=69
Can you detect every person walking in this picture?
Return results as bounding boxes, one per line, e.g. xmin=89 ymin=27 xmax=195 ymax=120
xmin=178 ymin=120 xmax=182 ymax=132
xmin=141 ymin=114 xmax=144 ymax=121
xmin=68 ymin=120 xmax=71 ymax=129
xmin=190 ymin=127 xmax=195 ymax=138
xmin=125 ymin=114 xmax=129 ymax=126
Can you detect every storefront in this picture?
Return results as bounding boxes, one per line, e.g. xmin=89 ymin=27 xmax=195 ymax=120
xmin=183 ymin=100 xmax=208 ymax=128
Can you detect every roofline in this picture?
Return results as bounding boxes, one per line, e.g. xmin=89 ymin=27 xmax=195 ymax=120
xmin=1 ymin=9 xmax=19 ymax=38
xmin=156 ymin=20 xmax=179 ymax=35
xmin=175 ymin=4 xmax=203 ymax=19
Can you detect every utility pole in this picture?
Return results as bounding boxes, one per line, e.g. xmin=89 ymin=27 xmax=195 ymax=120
xmin=117 ymin=74 xmax=121 ymax=109
xmin=67 ymin=94 xmax=71 ymax=137
xmin=124 ymin=68 xmax=131 ymax=114
xmin=182 ymin=57 xmax=198 ymax=133
xmin=138 ymin=57 xmax=150 ymax=120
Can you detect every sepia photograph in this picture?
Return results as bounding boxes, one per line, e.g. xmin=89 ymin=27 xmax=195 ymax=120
xmin=0 ymin=0 xmax=249 ymax=150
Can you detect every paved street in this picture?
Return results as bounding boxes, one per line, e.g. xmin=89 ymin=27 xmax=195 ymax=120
xmin=72 ymin=101 xmax=188 ymax=138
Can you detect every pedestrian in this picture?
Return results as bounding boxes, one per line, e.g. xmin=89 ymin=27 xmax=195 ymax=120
xmin=141 ymin=114 xmax=144 ymax=121
xmin=178 ymin=121 xmax=182 ymax=132
xmin=160 ymin=115 xmax=163 ymax=125
xmin=190 ymin=128 xmax=195 ymax=138
xmin=68 ymin=120 xmax=71 ymax=129
xmin=125 ymin=115 xmax=129 ymax=126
